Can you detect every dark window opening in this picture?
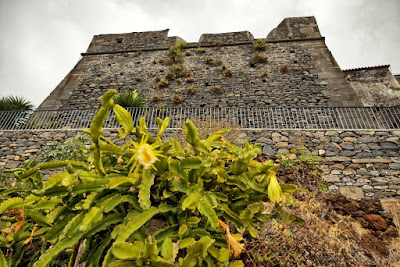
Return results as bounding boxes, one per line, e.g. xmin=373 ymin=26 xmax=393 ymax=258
xmin=116 ymin=38 xmax=124 ymax=44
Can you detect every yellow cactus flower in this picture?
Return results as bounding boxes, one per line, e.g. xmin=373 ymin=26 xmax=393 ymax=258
xmin=268 ymin=172 xmax=282 ymax=204
xmin=137 ymin=143 xmax=157 ymax=168
xmin=128 ymin=135 xmax=165 ymax=173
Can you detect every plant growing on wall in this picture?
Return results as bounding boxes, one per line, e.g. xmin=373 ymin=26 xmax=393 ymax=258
xmin=165 ymin=72 xmax=176 ymax=81
xmin=150 ymin=95 xmax=163 ymax=103
xmin=171 ymin=64 xmax=188 ymax=78
xmin=114 ymin=90 xmax=146 ymax=108
xmin=280 ymin=65 xmax=289 ymax=74
xmin=213 ymin=59 xmax=223 ymax=67
xmin=211 ymin=85 xmax=222 ymax=94
xmin=214 ymin=41 xmax=223 ymax=51
xmin=205 ymin=56 xmax=214 ymax=65
xmin=0 ymin=90 xmax=301 ymax=266
xmin=186 ymin=86 xmax=197 ymax=95
xmin=168 ymin=41 xmax=187 ymax=65
xmin=158 ymin=79 xmax=169 ymax=88
xmin=196 ymin=47 xmax=206 ymax=54
xmin=154 ymin=75 xmax=161 ymax=82
xmin=253 ymin=39 xmax=267 ymax=51
xmin=251 ymin=52 xmax=268 ymax=64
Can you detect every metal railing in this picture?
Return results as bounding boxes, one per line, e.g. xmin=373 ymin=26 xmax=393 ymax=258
xmin=0 ymin=107 xmax=399 ymax=131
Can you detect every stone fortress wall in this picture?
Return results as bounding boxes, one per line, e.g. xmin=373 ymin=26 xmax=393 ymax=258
xmin=39 ymin=16 xmax=373 ymax=111
xmin=2 ymin=16 xmax=400 ymax=200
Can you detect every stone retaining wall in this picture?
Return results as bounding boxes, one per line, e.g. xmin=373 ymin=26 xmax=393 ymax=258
xmin=1 ymin=129 xmax=399 ymax=199
xmin=246 ymin=130 xmax=400 ymax=199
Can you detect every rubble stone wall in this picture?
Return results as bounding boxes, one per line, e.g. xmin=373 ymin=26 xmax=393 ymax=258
xmin=345 ymin=67 xmax=400 ymax=106
xmin=1 ymin=129 xmax=399 ymax=200
xmin=38 ymin=16 xmax=361 ymax=110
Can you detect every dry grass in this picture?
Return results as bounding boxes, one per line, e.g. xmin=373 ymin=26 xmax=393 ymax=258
xmin=171 ymin=94 xmax=183 ymax=104
xmin=186 ymin=86 xmax=197 ymax=95
xmin=150 ymin=95 xmax=163 ymax=103
xmin=242 ymin=193 xmax=400 ymax=266
xmin=280 ymin=64 xmax=289 ymax=74
xmin=171 ymin=115 xmax=244 ymax=147
xmin=381 ymin=199 xmax=400 ymax=266
xmin=211 ymin=85 xmax=222 ymax=94
xmin=251 ymin=52 xmax=268 ymax=63
xmin=165 ymin=72 xmax=176 ymax=80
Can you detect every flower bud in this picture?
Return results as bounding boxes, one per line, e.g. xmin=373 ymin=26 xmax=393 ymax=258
xmin=268 ymin=173 xmax=281 ymax=204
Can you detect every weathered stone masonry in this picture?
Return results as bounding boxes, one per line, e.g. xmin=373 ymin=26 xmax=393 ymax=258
xmin=1 ymin=129 xmax=399 ymax=199
xmin=2 ymin=16 xmax=399 ymax=201
xmin=39 ymin=16 xmax=365 ymax=110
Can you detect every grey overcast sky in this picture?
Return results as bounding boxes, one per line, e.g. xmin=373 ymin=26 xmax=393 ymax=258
xmin=1 ymin=0 xmax=399 ymax=107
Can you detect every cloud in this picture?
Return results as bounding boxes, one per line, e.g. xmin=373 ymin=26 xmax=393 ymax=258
xmin=1 ymin=0 xmax=399 ymax=107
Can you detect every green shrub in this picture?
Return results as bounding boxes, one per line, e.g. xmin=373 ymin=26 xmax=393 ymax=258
xmin=0 ymin=96 xmax=34 ymax=111
xmin=114 ymin=90 xmax=145 ymax=108
xmin=42 ymin=133 xmax=92 ymax=162
xmin=168 ymin=41 xmax=187 ymax=64
xmin=197 ymin=47 xmax=206 ymax=54
xmin=171 ymin=64 xmax=187 ymax=78
xmin=253 ymin=39 xmax=267 ymax=51
xmin=0 ymin=90 xmax=301 ymax=266
xmin=205 ymin=56 xmax=214 ymax=65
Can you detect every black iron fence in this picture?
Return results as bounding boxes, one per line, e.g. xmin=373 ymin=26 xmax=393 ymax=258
xmin=0 ymin=107 xmax=399 ymax=131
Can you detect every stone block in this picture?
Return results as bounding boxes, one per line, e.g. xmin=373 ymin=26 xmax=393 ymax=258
xmin=324 ymin=174 xmax=340 ymax=183
xmin=325 ymin=156 xmax=351 ymax=162
xmin=380 ymin=142 xmax=399 ymax=150
xmin=389 ymin=163 xmax=400 ymax=170
xmin=352 ymin=158 xmax=391 ymax=164
xmin=357 ymin=136 xmax=377 ymax=143
xmin=325 ymin=131 xmax=339 ymax=136
xmin=339 ymin=186 xmax=364 ymax=200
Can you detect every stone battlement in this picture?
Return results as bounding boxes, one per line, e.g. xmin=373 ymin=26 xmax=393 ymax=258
xmin=84 ymin=16 xmax=322 ymax=55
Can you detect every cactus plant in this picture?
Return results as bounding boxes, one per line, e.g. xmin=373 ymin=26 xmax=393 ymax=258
xmin=0 ymin=90 xmax=302 ymax=266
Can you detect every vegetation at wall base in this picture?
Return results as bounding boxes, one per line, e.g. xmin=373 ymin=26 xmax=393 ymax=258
xmin=0 ymin=89 xmax=302 ymax=266
xmin=42 ymin=133 xmax=92 ymax=162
